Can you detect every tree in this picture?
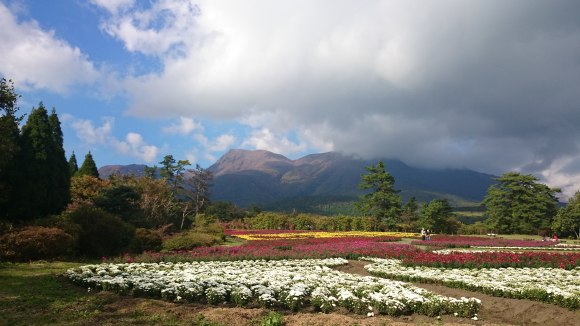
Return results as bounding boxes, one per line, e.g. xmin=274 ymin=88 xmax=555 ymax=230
xmin=48 ymin=108 xmax=70 ymax=209
xmin=552 ymin=191 xmax=580 ymax=239
xmin=484 ymin=172 xmax=560 ymax=234
xmin=0 ymin=78 xmax=23 ymax=219
xmin=78 ymin=151 xmax=99 ymax=178
xmin=399 ymin=197 xmax=419 ymax=231
xmin=14 ymin=103 xmax=70 ymax=218
xmin=356 ymin=161 xmax=401 ymax=229
xmin=178 ymin=164 xmax=213 ymax=230
xmin=68 ymin=152 xmax=79 ymax=176
xmin=159 ymin=155 xmax=190 ymax=190
xmin=419 ymin=199 xmax=454 ymax=233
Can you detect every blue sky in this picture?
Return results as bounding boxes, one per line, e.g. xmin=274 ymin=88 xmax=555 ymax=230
xmin=2 ymin=0 xmax=580 ymax=199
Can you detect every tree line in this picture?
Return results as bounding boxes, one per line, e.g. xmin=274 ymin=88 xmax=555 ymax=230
xmin=0 ymin=79 xmax=222 ymax=261
xmin=353 ymin=160 xmax=579 ymax=238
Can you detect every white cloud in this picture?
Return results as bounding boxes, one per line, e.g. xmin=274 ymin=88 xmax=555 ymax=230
xmin=0 ymin=3 xmax=99 ymax=93
xmin=89 ymin=0 xmax=135 ymax=15
xmin=70 ymin=117 xmax=114 ymax=145
xmin=95 ymin=0 xmax=200 ymax=57
xmin=162 ymin=117 xmax=203 ymax=135
xmin=540 ymin=156 xmax=580 ymax=201
xmin=241 ymin=128 xmax=306 ymax=157
xmin=112 ymin=132 xmax=159 ymax=163
xmin=69 ymin=117 xmax=159 ymax=163
xmin=192 ymin=132 xmax=237 ymax=159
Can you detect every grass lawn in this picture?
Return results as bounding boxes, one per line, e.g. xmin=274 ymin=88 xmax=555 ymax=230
xmin=0 ymin=262 xmax=228 ymax=325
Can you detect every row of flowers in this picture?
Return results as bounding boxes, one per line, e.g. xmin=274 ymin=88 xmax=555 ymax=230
xmin=227 ymin=230 xmax=417 ymax=241
xmin=66 ymin=258 xmax=481 ymax=317
xmin=411 ymin=235 xmax=559 ymax=248
xmin=401 ymin=251 xmax=580 ymax=269
xmin=363 ymin=257 xmax=580 ymax=310
xmin=116 ymin=238 xmax=420 ymax=263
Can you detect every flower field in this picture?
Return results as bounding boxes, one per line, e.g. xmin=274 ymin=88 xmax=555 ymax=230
xmin=364 ymin=257 xmax=580 ymax=310
xmin=67 ymin=229 xmax=580 ymax=322
xmin=225 ymin=230 xmax=416 ymax=241
xmin=66 ymin=258 xmax=481 ymax=317
xmin=411 ymin=235 xmax=560 ymax=248
xmin=401 ymin=250 xmax=580 ymax=269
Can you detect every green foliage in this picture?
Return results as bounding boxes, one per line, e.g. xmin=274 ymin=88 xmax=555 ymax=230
xmin=67 ymin=205 xmax=134 ymax=257
xmin=0 ymin=226 xmax=75 ymax=261
xmin=159 ymin=154 xmax=190 ymax=190
xmin=68 ymin=152 xmax=79 ymax=176
xmin=458 ymin=221 xmax=489 ymax=235
xmin=552 ymin=191 xmax=580 ymax=239
xmin=0 ymin=79 xmax=23 ymax=220
xmin=162 ymin=229 xmax=223 ymax=251
xmin=12 ymin=103 xmax=70 ymax=219
xmin=251 ymin=212 xmax=290 ymax=229
xmin=94 ymin=184 xmax=143 ymax=225
xmin=260 ymin=311 xmax=284 ymax=326
xmin=78 ymin=151 xmax=99 ymax=178
xmin=419 ymin=199 xmax=454 ymax=233
xmin=484 ymin=172 xmax=560 ymax=234
xmin=128 ymin=228 xmax=163 ymax=253
xmin=356 ymin=161 xmax=402 ymax=228
xmin=205 ymin=201 xmax=246 ymax=221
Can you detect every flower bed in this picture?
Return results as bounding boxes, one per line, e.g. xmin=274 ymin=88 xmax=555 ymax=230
xmin=66 ymin=258 xmax=480 ymax=317
xmin=118 ymin=238 xmax=421 ymax=263
xmin=401 ymin=251 xmax=580 ymax=269
xmin=411 ymin=235 xmax=558 ymax=248
xmin=364 ymin=257 xmax=580 ymax=310
xmin=227 ymin=230 xmax=416 ymax=241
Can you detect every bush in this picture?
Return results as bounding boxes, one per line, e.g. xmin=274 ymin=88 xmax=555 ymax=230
xmin=194 ymin=222 xmax=225 ymax=241
xmin=67 ymin=205 xmax=134 ymax=257
xmin=129 ymin=228 xmax=163 ymax=253
xmin=162 ymin=230 xmax=222 ymax=251
xmin=0 ymin=226 xmax=75 ymax=261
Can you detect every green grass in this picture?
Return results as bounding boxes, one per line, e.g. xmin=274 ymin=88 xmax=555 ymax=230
xmin=220 ymin=236 xmax=247 ymax=247
xmin=0 ymin=261 xmax=106 ymax=325
xmin=0 ymin=262 xmax=234 ymax=325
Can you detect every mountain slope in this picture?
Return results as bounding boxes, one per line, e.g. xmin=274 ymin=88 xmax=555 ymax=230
xmin=207 ymin=149 xmax=496 ymax=208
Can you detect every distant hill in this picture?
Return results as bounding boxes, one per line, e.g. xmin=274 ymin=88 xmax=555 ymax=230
xmin=98 ymin=164 xmax=149 ymax=179
xmin=98 ymin=149 xmax=497 ymax=213
xmin=207 ymin=149 xmax=496 ymax=210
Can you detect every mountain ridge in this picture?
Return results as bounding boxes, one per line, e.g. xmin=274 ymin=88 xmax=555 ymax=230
xmin=99 ymin=149 xmax=497 ymax=209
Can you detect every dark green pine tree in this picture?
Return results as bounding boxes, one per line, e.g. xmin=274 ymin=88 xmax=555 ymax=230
xmin=0 ymin=78 xmax=24 ymax=220
xmin=17 ymin=102 xmax=56 ymax=218
xmin=78 ymin=151 xmax=100 ymax=178
xmin=68 ymin=152 xmax=79 ymax=176
xmin=356 ymin=161 xmax=402 ymax=229
xmin=48 ymin=108 xmax=71 ymax=210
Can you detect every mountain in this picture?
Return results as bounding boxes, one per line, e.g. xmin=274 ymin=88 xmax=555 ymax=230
xmin=207 ymin=149 xmax=496 ymax=209
xmin=98 ymin=164 xmax=149 ymax=179
xmin=97 ymin=149 xmax=496 ymax=213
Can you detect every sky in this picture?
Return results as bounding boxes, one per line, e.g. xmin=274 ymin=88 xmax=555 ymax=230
xmin=1 ymin=0 xmax=580 ymax=200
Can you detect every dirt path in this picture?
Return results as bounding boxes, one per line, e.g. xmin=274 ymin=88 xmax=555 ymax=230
xmin=332 ymin=260 xmax=579 ymax=326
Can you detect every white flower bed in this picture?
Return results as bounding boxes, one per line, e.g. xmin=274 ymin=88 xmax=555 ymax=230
xmin=66 ymin=258 xmax=480 ymax=317
xmin=363 ymin=257 xmax=580 ymax=310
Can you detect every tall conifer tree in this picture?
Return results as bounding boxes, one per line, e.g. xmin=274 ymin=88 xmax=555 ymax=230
xmin=68 ymin=152 xmax=79 ymax=176
xmin=48 ymin=108 xmax=71 ymax=209
xmin=0 ymin=78 xmax=23 ymax=219
xmin=78 ymin=151 xmax=100 ymax=178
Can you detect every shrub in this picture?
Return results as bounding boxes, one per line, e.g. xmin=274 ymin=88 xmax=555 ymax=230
xmin=162 ymin=231 xmax=222 ymax=251
xmin=67 ymin=205 xmax=134 ymax=257
xmin=129 ymin=228 xmax=163 ymax=253
xmin=194 ymin=222 xmax=225 ymax=241
xmin=0 ymin=226 xmax=75 ymax=261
